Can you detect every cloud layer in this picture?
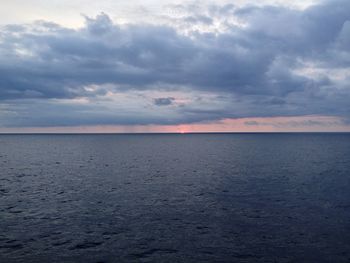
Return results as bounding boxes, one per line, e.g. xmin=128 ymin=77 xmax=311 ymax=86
xmin=0 ymin=0 xmax=349 ymax=128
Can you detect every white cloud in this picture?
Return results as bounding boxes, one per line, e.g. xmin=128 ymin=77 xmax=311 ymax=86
xmin=0 ymin=0 xmax=318 ymax=28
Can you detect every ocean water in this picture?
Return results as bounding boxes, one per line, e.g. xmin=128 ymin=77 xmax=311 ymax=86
xmin=0 ymin=133 xmax=350 ymax=262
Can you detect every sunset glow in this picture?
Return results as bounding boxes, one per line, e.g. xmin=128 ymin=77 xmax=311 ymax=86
xmin=1 ymin=116 xmax=349 ymax=134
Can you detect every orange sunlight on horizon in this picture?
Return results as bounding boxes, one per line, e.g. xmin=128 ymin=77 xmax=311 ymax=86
xmin=0 ymin=116 xmax=349 ymax=133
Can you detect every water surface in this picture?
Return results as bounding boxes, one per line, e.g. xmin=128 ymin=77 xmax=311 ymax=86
xmin=0 ymin=133 xmax=350 ymax=262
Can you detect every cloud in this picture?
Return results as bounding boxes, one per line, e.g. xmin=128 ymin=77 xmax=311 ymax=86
xmin=153 ymin=97 xmax=175 ymax=106
xmin=243 ymin=115 xmax=347 ymax=128
xmin=0 ymin=0 xmax=349 ymax=128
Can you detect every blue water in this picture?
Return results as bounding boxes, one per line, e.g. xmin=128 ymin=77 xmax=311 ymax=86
xmin=0 ymin=133 xmax=350 ymax=262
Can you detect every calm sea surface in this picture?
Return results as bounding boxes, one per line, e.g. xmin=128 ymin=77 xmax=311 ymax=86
xmin=0 ymin=133 xmax=350 ymax=262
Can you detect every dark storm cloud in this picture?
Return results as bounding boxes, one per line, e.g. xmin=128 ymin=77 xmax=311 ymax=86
xmin=153 ymin=97 xmax=175 ymax=106
xmin=0 ymin=0 xmax=349 ymax=127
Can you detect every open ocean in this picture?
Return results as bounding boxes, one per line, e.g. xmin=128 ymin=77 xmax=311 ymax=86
xmin=0 ymin=133 xmax=350 ymax=262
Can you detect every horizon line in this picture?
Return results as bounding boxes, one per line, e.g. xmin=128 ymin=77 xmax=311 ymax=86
xmin=0 ymin=131 xmax=349 ymax=135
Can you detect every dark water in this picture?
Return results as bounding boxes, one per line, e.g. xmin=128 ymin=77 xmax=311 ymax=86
xmin=0 ymin=133 xmax=350 ymax=262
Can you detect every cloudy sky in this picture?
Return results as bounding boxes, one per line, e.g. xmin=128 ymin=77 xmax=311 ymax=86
xmin=0 ymin=0 xmax=349 ymax=132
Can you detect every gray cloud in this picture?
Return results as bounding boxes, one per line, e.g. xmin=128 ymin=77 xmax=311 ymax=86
xmin=153 ymin=97 xmax=175 ymax=106
xmin=0 ymin=0 xmax=349 ymax=127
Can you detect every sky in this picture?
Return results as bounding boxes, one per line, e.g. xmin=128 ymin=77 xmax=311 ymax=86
xmin=0 ymin=0 xmax=349 ymax=133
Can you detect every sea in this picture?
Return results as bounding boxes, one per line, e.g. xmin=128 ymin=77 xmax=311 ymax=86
xmin=0 ymin=133 xmax=349 ymax=262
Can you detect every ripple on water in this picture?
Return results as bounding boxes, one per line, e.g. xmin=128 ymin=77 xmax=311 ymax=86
xmin=130 ymin=248 xmax=179 ymax=259
xmin=0 ymin=239 xmax=24 ymax=251
xmin=69 ymin=241 xmax=103 ymax=250
xmin=16 ymin=173 xmax=38 ymax=178
xmin=51 ymin=240 xmax=72 ymax=247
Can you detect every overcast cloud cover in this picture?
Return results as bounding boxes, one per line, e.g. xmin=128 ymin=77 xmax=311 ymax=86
xmin=0 ymin=0 xmax=349 ymax=130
